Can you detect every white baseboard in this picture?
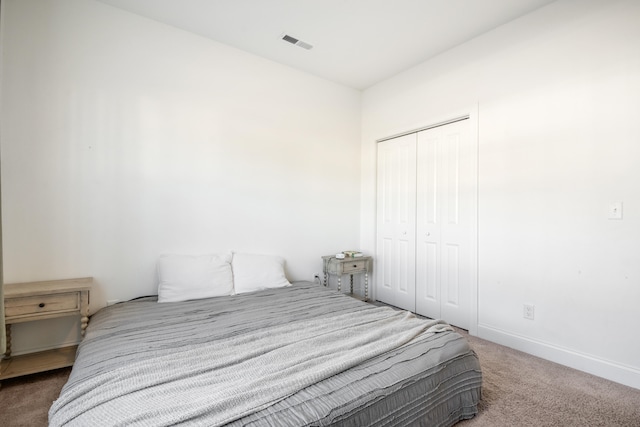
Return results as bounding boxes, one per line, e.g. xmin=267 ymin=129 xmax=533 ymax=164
xmin=477 ymin=324 xmax=640 ymax=390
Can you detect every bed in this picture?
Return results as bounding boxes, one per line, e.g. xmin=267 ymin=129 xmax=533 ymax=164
xmin=49 ymin=281 xmax=482 ymax=426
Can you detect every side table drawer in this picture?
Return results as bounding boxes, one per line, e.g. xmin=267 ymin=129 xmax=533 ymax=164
xmin=342 ymin=260 xmax=367 ymax=273
xmin=5 ymin=292 xmax=80 ymax=320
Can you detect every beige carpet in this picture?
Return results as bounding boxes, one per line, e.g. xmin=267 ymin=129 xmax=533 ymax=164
xmin=0 ymin=367 xmax=70 ymax=427
xmin=458 ymin=330 xmax=640 ymax=427
xmin=1 ymin=332 xmax=639 ymax=427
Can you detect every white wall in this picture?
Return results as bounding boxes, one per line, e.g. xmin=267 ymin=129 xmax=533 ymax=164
xmin=361 ymin=0 xmax=640 ymax=389
xmin=1 ymin=0 xmax=361 ymax=354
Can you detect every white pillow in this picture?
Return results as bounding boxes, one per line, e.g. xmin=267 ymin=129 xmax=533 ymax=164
xmin=232 ymin=253 xmax=291 ymax=294
xmin=157 ymin=253 xmax=234 ymax=303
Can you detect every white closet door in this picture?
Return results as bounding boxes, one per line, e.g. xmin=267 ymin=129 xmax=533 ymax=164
xmin=376 ymin=134 xmax=417 ymax=311
xmin=416 ymin=119 xmax=474 ymax=329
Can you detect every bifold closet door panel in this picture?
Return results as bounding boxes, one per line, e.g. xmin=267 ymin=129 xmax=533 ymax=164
xmin=416 ymin=120 xmax=473 ymax=329
xmin=376 ymin=134 xmax=417 ymax=312
xmin=415 ymin=128 xmax=441 ymax=319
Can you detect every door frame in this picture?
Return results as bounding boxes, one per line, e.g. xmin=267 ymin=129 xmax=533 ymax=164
xmin=374 ymin=104 xmax=479 ymax=336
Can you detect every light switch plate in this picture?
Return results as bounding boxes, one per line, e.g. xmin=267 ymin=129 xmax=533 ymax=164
xmin=608 ymin=202 xmax=623 ymax=220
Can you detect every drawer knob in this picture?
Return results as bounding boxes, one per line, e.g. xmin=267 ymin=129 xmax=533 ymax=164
xmin=353 ymin=265 xmax=357 ymax=268
xmin=39 ymin=303 xmax=45 ymax=308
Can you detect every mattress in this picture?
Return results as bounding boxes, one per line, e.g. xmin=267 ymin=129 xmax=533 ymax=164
xmin=49 ymin=282 xmax=481 ymax=426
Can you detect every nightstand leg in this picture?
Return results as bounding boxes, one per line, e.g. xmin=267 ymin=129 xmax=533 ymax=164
xmin=80 ymin=290 xmax=90 ymax=337
xmin=337 ymin=276 xmax=341 ymax=292
xmin=350 ymin=274 xmax=354 ymax=294
xmin=365 ymin=272 xmax=369 ymax=301
xmin=323 ymin=272 xmax=327 ymax=287
xmin=4 ymin=324 xmax=11 ymax=359
xmin=81 ymin=317 xmax=89 ymax=337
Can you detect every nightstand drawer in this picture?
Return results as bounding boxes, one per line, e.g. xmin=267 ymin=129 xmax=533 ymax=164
xmin=5 ymin=292 xmax=80 ymax=319
xmin=342 ymin=260 xmax=367 ymax=273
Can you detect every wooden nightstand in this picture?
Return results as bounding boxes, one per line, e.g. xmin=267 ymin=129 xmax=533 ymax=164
xmin=322 ymin=255 xmax=372 ymax=301
xmin=1 ymin=277 xmax=92 ymax=381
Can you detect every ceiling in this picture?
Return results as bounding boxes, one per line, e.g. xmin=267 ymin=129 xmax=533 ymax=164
xmin=96 ymin=0 xmax=556 ymax=90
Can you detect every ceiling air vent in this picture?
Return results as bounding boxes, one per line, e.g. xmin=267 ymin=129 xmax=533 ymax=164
xmin=281 ymin=34 xmax=313 ymax=50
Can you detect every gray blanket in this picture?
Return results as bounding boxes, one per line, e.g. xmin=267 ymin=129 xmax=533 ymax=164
xmin=49 ymin=282 xmax=478 ymax=426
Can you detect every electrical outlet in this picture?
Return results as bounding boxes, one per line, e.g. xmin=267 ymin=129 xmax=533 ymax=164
xmin=523 ymin=304 xmax=535 ymax=320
